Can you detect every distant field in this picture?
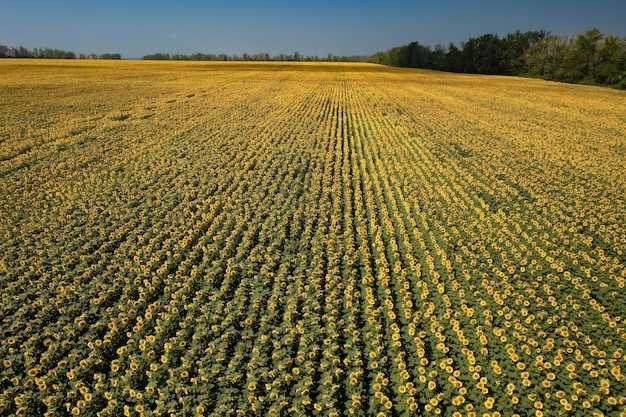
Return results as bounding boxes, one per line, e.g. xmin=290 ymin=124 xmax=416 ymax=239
xmin=1 ymin=60 xmax=625 ymax=416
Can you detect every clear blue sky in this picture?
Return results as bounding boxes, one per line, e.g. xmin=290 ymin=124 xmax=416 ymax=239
xmin=1 ymin=0 xmax=625 ymax=58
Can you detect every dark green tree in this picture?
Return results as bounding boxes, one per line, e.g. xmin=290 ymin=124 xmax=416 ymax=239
xmin=503 ymin=30 xmax=549 ymax=74
xmin=569 ymin=28 xmax=604 ymax=81
xmin=99 ymin=53 xmax=121 ymax=60
xmin=445 ymin=43 xmax=462 ymax=72
xmin=431 ymin=44 xmax=447 ymax=71
xmin=16 ymin=46 xmax=33 ymax=58
xmin=397 ymin=41 xmax=432 ymax=68
xmin=523 ymin=35 xmax=568 ymax=79
xmin=596 ymin=35 xmax=626 ymax=86
xmin=142 ymin=53 xmax=171 ymax=60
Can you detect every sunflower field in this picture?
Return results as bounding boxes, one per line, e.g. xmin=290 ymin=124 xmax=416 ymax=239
xmin=1 ymin=60 xmax=625 ymax=416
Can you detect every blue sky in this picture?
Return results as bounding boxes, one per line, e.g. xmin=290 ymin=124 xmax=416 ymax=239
xmin=1 ymin=0 xmax=625 ymax=58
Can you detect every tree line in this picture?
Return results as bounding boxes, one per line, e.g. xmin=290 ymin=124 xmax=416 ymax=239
xmin=0 ymin=44 xmax=366 ymax=63
xmin=142 ymin=51 xmax=368 ymax=62
xmin=372 ymin=28 xmax=626 ymax=88
xmin=0 ymin=45 xmax=121 ymax=60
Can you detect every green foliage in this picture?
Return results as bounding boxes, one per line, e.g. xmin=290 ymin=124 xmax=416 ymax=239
xmin=99 ymin=53 xmax=122 ymax=60
xmin=142 ymin=51 xmax=368 ymax=62
xmin=374 ymin=28 xmax=626 ymax=88
xmin=523 ymin=29 xmax=626 ymax=87
xmin=373 ymin=30 xmax=548 ymax=75
xmin=0 ymin=45 xmax=116 ymax=59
